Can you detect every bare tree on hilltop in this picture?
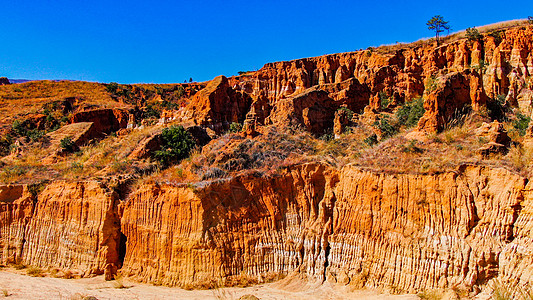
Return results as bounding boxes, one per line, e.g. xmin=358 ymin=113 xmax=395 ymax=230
xmin=427 ymin=15 xmax=450 ymax=45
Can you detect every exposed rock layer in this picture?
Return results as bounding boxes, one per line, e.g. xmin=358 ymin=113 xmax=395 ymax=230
xmin=210 ymin=26 xmax=533 ymax=133
xmin=4 ymin=163 xmax=532 ymax=293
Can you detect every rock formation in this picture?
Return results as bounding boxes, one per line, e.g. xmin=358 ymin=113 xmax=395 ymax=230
xmin=185 ymin=76 xmax=252 ymax=133
xmin=69 ymin=109 xmax=129 ymax=138
xmin=2 ymin=163 xmax=533 ymax=294
xmin=227 ymin=26 xmax=533 ymax=134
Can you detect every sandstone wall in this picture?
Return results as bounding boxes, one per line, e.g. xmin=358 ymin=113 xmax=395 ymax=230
xmin=225 ymin=26 xmax=533 ymax=133
xmin=119 ymin=163 xmax=533 ymax=293
xmin=3 ymin=164 xmax=533 ymax=293
xmin=120 ymin=164 xmax=338 ymax=286
xmin=0 ymin=185 xmax=34 ymax=265
xmin=0 ymin=182 xmax=121 ymax=277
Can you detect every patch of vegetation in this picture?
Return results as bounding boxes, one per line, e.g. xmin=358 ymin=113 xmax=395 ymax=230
xmin=487 ymin=94 xmax=510 ymax=122
xmin=229 ymin=122 xmax=243 ymax=133
xmin=374 ymin=115 xmax=398 ymax=138
xmin=466 ymin=27 xmax=482 ymax=40
xmin=364 ymin=134 xmax=378 ymax=146
xmin=396 ymin=97 xmax=425 ymax=128
xmin=60 ymin=137 xmax=77 ymax=153
xmin=153 ymin=126 xmax=195 ymax=167
xmin=472 ymin=59 xmax=487 ymax=73
xmin=513 ymin=113 xmax=531 ymax=136
xmin=337 ymin=107 xmax=355 ymax=120
xmin=529 ymin=16 xmax=533 ymax=25
xmin=401 ymin=140 xmax=423 ymax=153
xmin=425 ymin=75 xmax=438 ymax=93
xmin=26 ymin=266 xmax=43 ymax=277
xmin=379 ymin=91 xmax=390 ymax=109
xmin=488 ymin=30 xmax=503 ymax=43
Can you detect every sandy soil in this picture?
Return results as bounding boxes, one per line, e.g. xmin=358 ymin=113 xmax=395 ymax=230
xmin=0 ymin=269 xmax=420 ymax=300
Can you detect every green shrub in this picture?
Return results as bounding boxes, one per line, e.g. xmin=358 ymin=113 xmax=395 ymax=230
xmin=529 ymin=16 xmax=533 ymax=24
xmin=465 ymin=27 xmax=482 ymax=40
xmin=26 ymin=129 xmax=44 ymax=142
xmin=364 ymin=134 xmax=378 ymax=146
xmin=337 ymin=107 xmax=355 ymax=120
xmin=375 ymin=116 xmax=397 ymax=138
xmin=513 ymin=113 xmax=531 ymax=136
xmin=153 ymin=126 xmax=195 ymax=167
xmin=396 ymin=97 xmax=425 ymax=128
xmin=379 ymin=91 xmax=390 ymax=109
xmin=144 ymin=104 xmax=161 ymax=119
xmin=12 ymin=120 xmax=26 ymax=136
xmin=472 ymin=59 xmax=487 ymax=73
xmin=229 ymin=122 xmax=243 ymax=133
xmin=401 ymin=140 xmax=424 ymax=153
xmin=425 ymin=75 xmax=438 ymax=93
xmin=60 ymin=137 xmax=76 ymax=153
xmin=106 ymin=82 xmax=119 ymax=94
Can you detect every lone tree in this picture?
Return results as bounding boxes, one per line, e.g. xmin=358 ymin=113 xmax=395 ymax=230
xmin=427 ymin=15 xmax=450 ymax=45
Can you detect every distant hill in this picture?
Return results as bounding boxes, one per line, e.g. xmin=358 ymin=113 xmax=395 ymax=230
xmin=8 ymin=79 xmax=73 ymax=84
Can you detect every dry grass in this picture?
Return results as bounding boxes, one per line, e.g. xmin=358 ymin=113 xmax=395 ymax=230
xmin=0 ymin=80 xmax=119 ymax=122
xmin=372 ymin=19 xmax=531 ymax=54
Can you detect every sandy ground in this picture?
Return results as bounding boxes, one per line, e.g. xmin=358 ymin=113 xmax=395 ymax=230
xmin=0 ymin=269 xmax=421 ymax=300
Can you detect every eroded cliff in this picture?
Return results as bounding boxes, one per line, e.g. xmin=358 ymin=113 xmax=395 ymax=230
xmin=3 ymin=163 xmax=533 ymax=295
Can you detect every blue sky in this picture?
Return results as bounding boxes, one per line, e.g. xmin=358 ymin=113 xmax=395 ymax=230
xmin=1 ymin=1 xmax=532 ymax=84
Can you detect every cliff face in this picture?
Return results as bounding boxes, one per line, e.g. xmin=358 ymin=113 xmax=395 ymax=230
xmin=2 ymin=164 xmax=533 ymax=293
xmin=120 ymin=164 xmax=337 ymax=286
xmin=214 ymin=26 xmax=533 ymax=133
xmin=1 ymin=182 xmax=121 ymax=277
xmin=119 ymin=164 xmax=532 ymax=293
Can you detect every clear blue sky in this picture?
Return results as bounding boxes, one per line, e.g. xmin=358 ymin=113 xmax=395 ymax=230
xmin=1 ymin=1 xmax=532 ymax=84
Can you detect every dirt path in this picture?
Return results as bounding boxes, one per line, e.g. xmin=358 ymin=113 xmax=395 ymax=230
xmin=0 ymin=270 xmax=420 ymax=300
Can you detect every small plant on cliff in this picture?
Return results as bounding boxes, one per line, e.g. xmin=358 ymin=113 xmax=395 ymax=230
xmin=374 ymin=116 xmax=397 ymax=139
xmin=379 ymin=91 xmax=391 ymax=109
xmin=425 ymin=75 xmax=438 ymax=92
xmin=487 ymin=94 xmax=510 ymax=122
xmin=472 ymin=59 xmax=487 ymax=73
xmin=106 ymin=82 xmax=119 ymax=94
xmin=229 ymin=122 xmax=243 ymax=133
xmin=513 ymin=113 xmax=531 ymax=136
xmin=465 ymin=27 xmax=482 ymax=41
xmin=153 ymin=125 xmax=195 ymax=167
xmin=60 ymin=137 xmax=77 ymax=153
xmin=396 ymin=97 xmax=425 ymax=128
xmin=426 ymin=15 xmax=450 ymax=45
xmin=489 ymin=30 xmax=503 ymax=43
xmin=364 ymin=134 xmax=378 ymax=146
xmin=337 ymin=107 xmax=354 ymax=120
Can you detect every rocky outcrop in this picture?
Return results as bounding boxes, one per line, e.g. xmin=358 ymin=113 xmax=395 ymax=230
xmin=117 ymin=163 xmax=533 ymax=293
xmin=70 ymin=109 xmax=129 ymax=138
xmin=185 ymin=76 xmax=252 ymax=133
xmin=417 ymin=70 xmax=486 ymax=132
xmin=0 ymin=182 xmax=122 ymax=277
xmin=224 ymin=26 xmax=533 ymax=134
xmin=46 ymin=122 xmax=97 ymax=149
xmin=475 ymin=121 xmax=511 ymax=157
xmin=120 ymin=164 xmax=337 ymax=287
xmin=0 ymin=77 xmax=10 ymax=85
xmin=266 ymin=89 xmax=337 ymax=134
